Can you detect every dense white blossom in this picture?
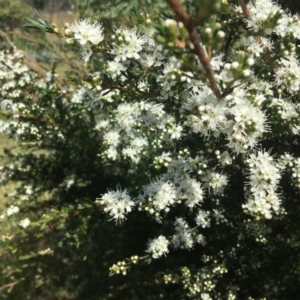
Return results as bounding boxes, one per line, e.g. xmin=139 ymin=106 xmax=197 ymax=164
xmin=143 ymin=178 xmax=176 ymax=211
xmin=172 ymin=218 xmax=194 ymax=249
xmin=69 ymin=19 xmax=104 ymax=45
xmin=174 ymin=176 xmax=204 ymax=207
xmin=68 ymin=19 xmax=104 ymax=63
xmin=243 ymin=151 xmax=282 ymax=219
xmin=275 ymin=56 xmax=300 ymax=92
xmin=106 ymin=61 xmax=126 ymax=79
xmin=241 ymin=36 xmax=273 ymax=57
xmin=184 ymin=87 xmax=228 ymax=137
xmin=96 ymin=190 xmax=135 ymax=223
xmin=19 ymin=217 xmax=30 ymax=228
xmin=195 ymin=210 xmax=211 ymax=228
xmin=246 ymin=0 xmax=281 ymax=33
xmin=110 ymin=27 xmax=146 ymax=62
xmin=147 ymin=235 xmax=170 ymax=258
xmin=6 ymin=205 xmax=20 ymax=216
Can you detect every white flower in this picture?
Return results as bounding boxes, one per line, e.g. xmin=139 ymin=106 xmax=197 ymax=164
xmin=158 ymin=57 xmax=181 ymax=99
xmin=70 ymin=87 xmax=87 ymax=104
xmin=246 ymin=0 xmax=281 ymax=33
xmin=122 ymin=147 xmax=140 ymax=162
xmin=147 ymin=235 xmax=169 ymax=258
xmin=97 ymin=189 xmax=135 ymax=223
xmin=184 ymin=88 xmax=228 ymax=137
xmin=195 ymin=234 xmax=206 ymax=245
xmin=6 ymin=205 xmax=20 ymax=216
xmin=130 ymin=136 xmax=148 ymax=150
xmin=241 ymin=36 xmax=272 ymax=57
xmin=80 ymin=45 xmax=93 ymax=64
xmin=116 ymin=103 xmax=138 ymax=131
xmin=0 ymin=99 xmax=13 ymax=111
xmin=275 ymin=56 xmax=300 ymax=93
xmin=106 ymin=61 xmax=126 ymax=79
xmin=277 ymin=153 xmax=294 ymax=169
xmin=106 ymin=146 xmax=118 ymax=160
xmin=226 ymin=99 xmax=267 ymax=152
xmin=210 ymin=54 xmax=224 ymax=71
xmin=207 ymin=172 xmax=228 ymax=194
xmin=168 ymin=124 xmax=183 ymax=140
xmin=140 ymin=102 xmax=165 ymax=127
xmin=68 ymin=19 xmax=104 ymax=63
xmin=96 ymin=120 xmax=110 ymax=130
xmin=172 ymin=218 xmax=194 ymax=249
xmin=104 ymin=131 xmax=121 ymax=147
xmin=244 ymin=151 xmax=282 ymax=218
xmin=69 ymin=18 xmax=104 ymax=45
xmin=195 ymin=210 xmax=210 ymax=228
xmin=141 ymin=44 xmax=165 ymax=67
xmin=201 ymin=293 xmax=212 ymax=300
xmin=175 ymin=177 xmax=204 ymax=207
xmin=19 ymin=218 xmax=30 ymax=228
xmin=143 ymin=178 xmax=176 ymax=211
xmin=110 ymin=27 xmax=146 ymax=62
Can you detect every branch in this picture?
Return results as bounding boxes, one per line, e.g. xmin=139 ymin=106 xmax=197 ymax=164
xmin=238 ymin=0 xmax=277 ymax=71
xmin=0 ymin=30 xmax=15 ymax=48
xmin=0 ymin=281 xmax=19 ymax=292
xmin=165 ymin=0 xmax=222 ymax=99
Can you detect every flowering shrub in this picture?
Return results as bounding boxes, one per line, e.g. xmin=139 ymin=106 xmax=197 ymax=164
xmin=1 ymin=0 xmax=300 ymax=298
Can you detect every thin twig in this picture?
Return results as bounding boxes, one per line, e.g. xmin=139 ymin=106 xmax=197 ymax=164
xmin=138 ymin=255 xmax=150 ymax=260
xmin=0 ymin=281 xmax=19 ymax=292
xmin=193 ymin=9 xmax=206 ymax=25
xmin=165 ymin=0 xmax=223 ymax=99
xmin=0 ymin=216 xmax=67 ymax=259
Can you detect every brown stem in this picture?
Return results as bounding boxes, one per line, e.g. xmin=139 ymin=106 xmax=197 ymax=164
xmin=238 ymin=0 xmax=277 ymax=71
xmin=138 ymin=254 xmax=150 ymax=260
xmin=190 ymin=226 xmax=198 ymax=232
xmin=166 ymin=0 xmax=223 ymax=99
xmin=193 ymin=9 xmax=204 ymax=25
xmin=0 ymin=281 xmax=19 ymax=292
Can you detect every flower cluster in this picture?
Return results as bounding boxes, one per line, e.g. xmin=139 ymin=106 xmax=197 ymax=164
xmin=147 ymin=235 xmax=170 ymax=258
xmin=138 ymin=177 xmax=176 ymax=219
xmin=246 ymin=0 xmax=300 ymax=38
xmin=183 ymin=86 xmax=268 ymax=153
xmin=110 ymin=27 xmax=147 ymax=62
xmin=275 ymin=56 xmax=300 ymax=92
xmin=109 ymin=256 xmax=139 ymax=275
xmin=195 ymin=210 xmax=211 ymax=228
xmin=171 ymin=218 xmax=194 ymax=249
xmin=243 ymin=151 xmax=282 ymax=219
xmin=66 ymin=18 xmax=104 ymax=63
xmin=96 ymin=189 xmax=135 ymax=223
xmin=19 ymin=217 xmax=30 ymax=228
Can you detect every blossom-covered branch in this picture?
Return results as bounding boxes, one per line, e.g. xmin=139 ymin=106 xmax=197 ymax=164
xmin=238 ymin=0 xmax=277 ymax=71
xmin=166 ymin=0 xmax=223 ymax=99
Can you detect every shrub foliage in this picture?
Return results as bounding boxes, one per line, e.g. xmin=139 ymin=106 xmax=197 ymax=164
xmin=1 ymin=0 xmax=300 ymax=299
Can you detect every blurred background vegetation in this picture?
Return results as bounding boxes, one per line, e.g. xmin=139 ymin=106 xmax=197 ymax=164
xmin=0 ymin=0 xmax=167 ymax=76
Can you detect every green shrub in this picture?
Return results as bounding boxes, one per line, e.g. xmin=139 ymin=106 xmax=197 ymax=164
xmin=1 ymin=0 xmax=300 ymax=299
